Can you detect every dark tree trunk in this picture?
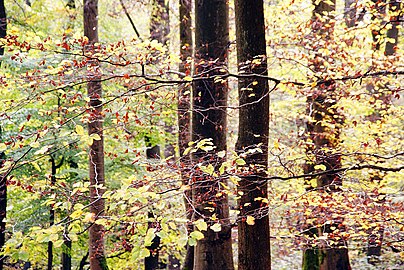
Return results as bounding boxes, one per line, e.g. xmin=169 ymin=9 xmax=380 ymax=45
xmin=371 ymin=0 xmax=387 ymax=51
xmin=344 ymin=0 xmax=357 ymax=28
xmin=150 ymin=0 xmax=170 ymax=45
xmin=234 ymin=0 xmax=271 ymax=269
xmin=61 ymin=234 xmax=72 ymax=270
xmin=83 ymin=1 xmax=108 ymax=269
xmin=0 ymin=133 xmax=6 ymax=270
xmin=385 ymin=1 xmax=401 ymax=56
xmin=0 ymin=3 xmax=6 ymax=267
xmin=366 ymin=1 xmax=401 ymax=264
xmin=47 ymin=156 xmax=63 ymax=270
xmin=178 ymin=0 xmax=193 ymax=269
xmin=0 ymin=0 xmax=6 ymax=56
xmin=302 ymin=1 xmax=351 ymax=270
xmin=192 ymin=1 xmax=234 ymax=269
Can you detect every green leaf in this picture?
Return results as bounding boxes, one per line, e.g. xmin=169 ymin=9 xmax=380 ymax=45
xmin=194 ymin=219 xmax=207 ymax=231
xmin=75 ymin=125 xmax=85 ymax=136
xmin=144 ymin=228 xmax=156 ymax=247
xmin=236 ymin=158 xmax=246 ymax=165
xmin=210 ymin=223 xmax=222 ymax=232
xmin=190 ymin=231 xmax=204 ymax=240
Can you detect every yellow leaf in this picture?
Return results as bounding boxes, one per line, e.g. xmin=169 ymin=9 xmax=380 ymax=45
xmin=75 ymin=125 xmax=85 ymax=136
xmin=314 ymin=164 xmax=327 ymax=171
xmin=194 ymin=219 xmax=208 ymax=231
xmin=210 ymin=223 xmax=222 ymax=232
xmin=90 ymin=133 xmax=101 ymax=141
xmin=0 ymin=143 xmax=6 ymax=151
xmin=246 ymin=216 xmax=255 ymax=225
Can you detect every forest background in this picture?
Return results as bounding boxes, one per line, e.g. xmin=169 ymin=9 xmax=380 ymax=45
xmin=0 ymin=0 xmax=403 ymax=269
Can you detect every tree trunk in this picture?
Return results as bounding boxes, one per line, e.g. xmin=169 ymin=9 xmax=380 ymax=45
xmin=384 ymin=1 xmax=401 ymax=56
xmin=178 ymin=0 xmax=193 ymax=269
xmin=192 ymin=1 xmax=234 ymax=269
xmin=234 ymin=0 xmax=271 ymax=269
xmin=302 ymin=1 xmax=351 ymax=270
xmin=344 ymin=0 xmax=357 ymax=28
xmin=0 ymin=136 xmax=6 ymax=270
xmin=366 ymin=1 xmax=401 ymax=264
xmin=150 ymin=0 xmax=170 ymax=45
xmin=61 ymin=233 xmax=72 ymax=270
xmin=83 ymin=1 xmax=108 ymax=269
xmin=0 ymin=3 xmax=6 ymax=268
xmin=0 ymin=0 xmax=6 ymax=56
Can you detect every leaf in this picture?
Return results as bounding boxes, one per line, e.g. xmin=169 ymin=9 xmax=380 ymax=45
xmin=29 ymin=141 xmax=40 ymax=148
xmin=314 ymin=164 xmax=327 ymax=171
xmin=236 ymin=158 xmax=246 ymax=165
xmin=188 ymin=237 xmax=197 ymax=246
xmin=190 ymin=231 xmax=204 ymax=240
xmin=210 ymin=223 xmax=222 ymax=232
xmin=90 ymin=133 xmax=101 ymax=141
xmin=309 ymin=179 xmax=318 ymax=188
xmin=0 ymin=143 xmax=6 ymax=151
xmin=194 ymin=219 xmax=208 ymax=231
xmin=217 ymin=150 xmax=226 ymax=158
xmin=139 ymin=248 xmax=150 ymax=258
xmin=246 ymin=216 xmax=255 ymax=225
xmin=75 ymin=125 xmax=85 ymax=136
xmin=144 ymin=228 xmax=156 ymax=247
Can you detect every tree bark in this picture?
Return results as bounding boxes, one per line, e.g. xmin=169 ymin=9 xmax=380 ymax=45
xmin=366 ymin=1 xmax=401 ymax=264
xmin=302 ymin=1 xmax=351 ymax=270
xmin=178 ymin=0 xmax=193 ymax=269
xmin=192 ymin=1 xmax=234 ymax=269
xmin=344 ymin=0 xmax=357 ymax=28
xmin=234 ymin=0 xmax=271 ymax=269
xmin=0 ymin=134 xmax=6 ymax=270
xmin=0 ymin=0 xmax=6 ymax=56
xmin=150 ymin=0 xmax=170 ymax=45
xmin=0 ymin=3 xmax=6 ymax=268
xmin=83 ymin=1 xmax=108 ymax=269
xmin=385 ymin=1 xmax=401 ymax=56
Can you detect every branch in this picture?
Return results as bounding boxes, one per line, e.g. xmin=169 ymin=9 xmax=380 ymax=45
xmin=119 ymin=0 xmax=143 ymax=41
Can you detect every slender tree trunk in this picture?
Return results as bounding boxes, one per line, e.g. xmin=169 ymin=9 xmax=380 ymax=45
xmin=61 ymin=233 xmax=72 ymax=270
xmin=150 ymin=0 xmax=170 ymax=45
xmin=178 ymin=0 xmax=193 ymax=269
xmin=0 ymin=136 xmax=6 ymax=270
xmin=192 ymin=1 xmax=234 ymax=269
xmin=371 ymin=0 xmax=387 ymax=51
xmin=367 ymin=1 xmax=401 ymax=264
xmin=0 ymin=0 xmax=6 ymax=56
xmin=234 ymin=0 xmax=271 ymax=269
xmin=302 ymin=1 xmax=351 ymax=270
xmin=83 ymin=1 xmax=108 ymax=269
xmin=344 ymin=0 xmax=357 ymax=28
xmin=384 ymin=1 xmax=401 ymax=56
xmin=0 ymin=3 xmax=6 ymax=268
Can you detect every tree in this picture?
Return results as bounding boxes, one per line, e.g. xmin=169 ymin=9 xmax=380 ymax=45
xmin=302 ymin=1 xmax=351 ymax=269
xmin=83 ymin=0 xmax=108 ymax=269
xmin=0 ymin=0 xmax=5 ymax=56
xmin=192 ymin=0 xmax=234 ymax=269
xmin=367 ymin=0 xmax=402 ymax=264
xmin=0 ymin=1 xmax=6 ymax=268
xmin=178 ymin=0 xmax=193 ymax=269
xmin=48 ymin=156 xmax=64 ymax=270
xmin=234 ymin=0 xmax=271 ymax=269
